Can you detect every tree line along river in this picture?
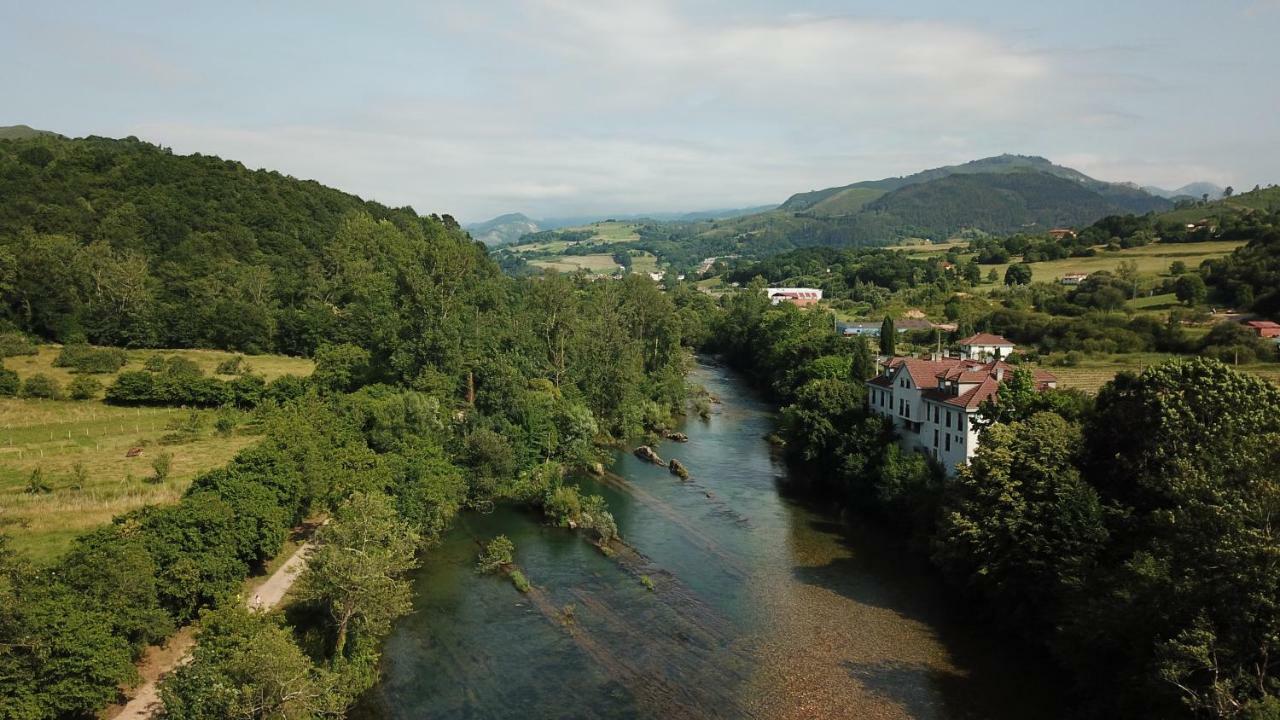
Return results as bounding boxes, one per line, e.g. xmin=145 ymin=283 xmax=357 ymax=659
xmin=353 ymin=360 xmax=1064 ymax=720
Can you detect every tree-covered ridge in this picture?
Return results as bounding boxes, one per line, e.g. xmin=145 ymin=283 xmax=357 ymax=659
xmin=0 ymin=133 xmax=480 ymax=355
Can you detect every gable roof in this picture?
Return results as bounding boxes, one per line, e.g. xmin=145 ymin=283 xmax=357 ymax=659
xmin=957 ymin=332 xmax=1014 ymax=346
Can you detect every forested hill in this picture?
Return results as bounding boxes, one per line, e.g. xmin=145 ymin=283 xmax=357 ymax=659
xmin=780 ymin=154 xmax=1171 ymax=216
xmin=0 ymin=133 xmax=492 ymax=360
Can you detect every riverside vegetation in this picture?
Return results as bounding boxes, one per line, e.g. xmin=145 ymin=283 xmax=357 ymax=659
xmin=0 ymin=134 xmax=708 ymax=718
xmin=707 ymin=284 xmax=1280 ymax=719
xmin=2 ymin=130 xmax=1278 ymax=719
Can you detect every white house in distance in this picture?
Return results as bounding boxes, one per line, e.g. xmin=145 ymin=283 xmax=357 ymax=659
xmin=957 ymin=332 xmax=1016 ymax=360
xmin=866 ymin=355 xmax=1057 ymax=475
xmin=766 ymin=287 xmax=823 ymax=307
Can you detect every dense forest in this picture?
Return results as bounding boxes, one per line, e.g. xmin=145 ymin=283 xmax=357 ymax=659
xmin=708 ymin=287 xmax=1280 ymax=719
xmin=0 ymin=134 xmax=716 ymax=718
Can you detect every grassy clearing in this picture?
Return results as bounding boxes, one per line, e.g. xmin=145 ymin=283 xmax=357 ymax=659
xmin=631 ymin=252 xmax=659 ymax=274
xmin=0 ymin=345 xmax=309 ymax=563
xmin=3 ymin=345 xmax=313 ymax=387
xmin=529 ymin=254 xmax=622 ymax=273
xmin=971 ymin=240 xmax=1245 ymax=288
xmin=1037 ymin=353 xmax=1280 ymax=394
xmin=0 ymin=398 xmax=258 ymax=563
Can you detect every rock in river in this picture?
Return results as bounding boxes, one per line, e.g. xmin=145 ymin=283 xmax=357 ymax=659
xmin=633 ymin=445 xmax=666 ymax=466
xmin=669 ymin=458 xmax=690 ymax=480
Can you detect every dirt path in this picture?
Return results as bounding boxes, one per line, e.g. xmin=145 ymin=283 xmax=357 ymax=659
xmin=108 ymin=540 xmax=315 ymax=719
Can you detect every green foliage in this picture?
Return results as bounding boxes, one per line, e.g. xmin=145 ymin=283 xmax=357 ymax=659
xmin=849 ymin=335 xmax=875 ymax=381
xmin=24 ymin=468 xmax=51 ymax=494
xmin=935 ymin=413 xmax=1106 ymax=631
xmin=19 ymin=373 xmax=61 ymax=399
xmin=509 ymin=569 xmax=531 ymax=593
xmin=214 ymin=355 xmax=245 ymax=375
xmin=150 ymin=451 xmax=173 ymax=483
xmin=0 ymin=364 xmax=18 ymax=396
xmin=66 ymin=374 xmax=102 ymax=400
xmin=0 ymin=331 xmax=37 ymax=357
xmin=878 ymin=316 xmax=895 ymax=356
xmin=476 ymin=535 xmax=515 ymax=574
xmin=159 ymin=605 xmax=340 ymax=720
xmin=1174 ymin=273 xmax=1208 ymax=306
xmin=297 ymin=492 xmax=419 ymax=661
xmin=1003 ymin=262 xmax=1033 ymax=286
xmin=312 ymin=343 xmax=371 ymax=394
xmin=53 ymin=343 xmax=126 ymax=373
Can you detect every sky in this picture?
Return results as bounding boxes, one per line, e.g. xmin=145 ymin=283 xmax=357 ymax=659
xmin=2 ymin=0 xmax=1278 ymax=222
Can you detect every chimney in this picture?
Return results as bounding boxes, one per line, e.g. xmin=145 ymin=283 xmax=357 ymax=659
xmin=995 ymin=367 xmax=1005 ymax=382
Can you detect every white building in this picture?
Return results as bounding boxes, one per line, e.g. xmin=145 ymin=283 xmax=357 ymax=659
xmin=765 ymin=287 xmax=823 ymax=307
xmin=866 ymin=356 xmax=1057 ymax=475
xmin=956 ymin=332 xmax=1016 ymax=361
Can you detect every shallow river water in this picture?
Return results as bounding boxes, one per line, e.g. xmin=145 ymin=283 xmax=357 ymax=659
xmin=353 ymin=361 xmax=1063 ymax=719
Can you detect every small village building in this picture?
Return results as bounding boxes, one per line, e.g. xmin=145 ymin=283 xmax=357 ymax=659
xmin=956 ymin=333 xmax=1016 ymax=360
xmin=1246 ymin=320 xmax=1280 ymax=339
xmin=1060 ymin=272 xmax=1089 ymax=286
xmin=1048 ymin=228 xmax=1078 ymax=240
xmin=766 ymin=287 xmax=823 ymax=307
xmin=866 ymin=356 xmax=1056 ymax=475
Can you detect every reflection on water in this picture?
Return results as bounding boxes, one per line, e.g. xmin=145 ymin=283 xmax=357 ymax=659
xmin=353 ymin=361 xmax=1063 ymax=719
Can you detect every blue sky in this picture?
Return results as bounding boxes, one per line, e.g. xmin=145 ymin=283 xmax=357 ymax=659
xmin=3 ymin=0 xmax=1277 ymax=221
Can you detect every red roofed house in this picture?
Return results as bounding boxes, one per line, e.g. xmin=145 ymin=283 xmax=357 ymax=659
xmin=765 ymin=287 xmax=823 ymax=308
xmin=1245 ymin=320 xmax=1280 ymax=339
xmin=956 ymin=332 xmax=1016 ymax=360
xmin=866 ymin=356 xmax=1056 ymax=475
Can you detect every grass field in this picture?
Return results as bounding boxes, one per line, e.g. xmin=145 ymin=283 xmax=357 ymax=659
xmin=0 ymin=346 xmax=313 ymax=563
xmin=4 ymin=345 xmax=314 ymax=388
xmin=529 ymin=254 xmax=622 ymax=273
xmin=975 ymin=240 xmax=1245 ymax=287
xmin=1036 ymin=352 xmax=1280 ymax=393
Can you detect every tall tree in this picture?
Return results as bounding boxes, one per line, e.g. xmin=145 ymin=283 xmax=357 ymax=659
xmin=297 ymin=492 xmax=419 ymax=661
xmin=878 ymin=316 xmax=896 ymax=356
xmin=849 ymin=335 xmax=875 ymax=381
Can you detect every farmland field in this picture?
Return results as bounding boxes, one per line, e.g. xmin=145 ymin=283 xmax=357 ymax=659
xmin=976 ymin=240 xmax=1245 ymax=287
xmin=0 ymin=346 xmax=313 ymax=563
xmin=528 ymin=253 xmax=621 ymax=273
xmin=1035 ymin=352 xmax=1280 ymax=393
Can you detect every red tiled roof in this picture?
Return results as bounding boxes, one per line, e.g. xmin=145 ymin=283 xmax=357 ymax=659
xmin=958 ymin=332 xmax=1014 ymax=346
xmin=1246 ymin=320 xmax=1280 ymax=329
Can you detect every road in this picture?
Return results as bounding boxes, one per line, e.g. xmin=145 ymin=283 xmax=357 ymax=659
xmin=109 ymin=540 xmax=315 ymax=720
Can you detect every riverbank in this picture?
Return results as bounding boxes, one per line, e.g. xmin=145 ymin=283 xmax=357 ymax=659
xmin=355 ymin=361 xmax=1064 ymax=719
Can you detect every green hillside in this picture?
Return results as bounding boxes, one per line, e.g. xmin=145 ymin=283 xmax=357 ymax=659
xmin=0 ymin=124 xmax=58 ymax=140
xmin=0 ymin=133 xmax=486 ymax=355
xmin=781 ymin=154 xmax=1169 ymax=216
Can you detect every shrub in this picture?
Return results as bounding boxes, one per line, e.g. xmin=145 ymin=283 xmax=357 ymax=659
xmin=213 ymin=411 xmax=237 ymax=437
xmin=143 ymin=355 xmax=168 ymax=372
xmin=0 ymin=331 xmax=38 ymax=357
xmin=509 ymin=569 xmax=531 ymax=593
xmin=67 ymin=375 xmax=103 ymax=400
xmin=214 ymin=356 xmax=246 ymax=375
xmin=69 ymin=462 xmax=88 ymax=490
xmin=21 ymin=373 xmax=63 ymax=399
xmin=0 ymin=365 xmax=18 ymax=396
xmin=25 ymin=468 xmax=52 ymax=494
xmin=150 ymin=452 xmax=173 ymax=483
xmin=476 ymin=535 xmax=515 ymax=574
xmin=54 ymin=344 xmax=127 ymax=374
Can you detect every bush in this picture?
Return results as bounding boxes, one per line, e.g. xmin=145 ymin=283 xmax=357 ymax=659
xmin=214 ymin=356 xmax=246 ymax=375
xmin=67 ymin=375 xmax=103 ymax=400
xmin=150 ymin=452 xmax=173 ymax=483
xmin=0 ymin=365 xmax=19 ymax=396
xmin=0 ymin=331 xmax=38 ymax=357
xmin=21 ymin=373 xmax=63 ymax=399
xmin=54 ymin=344 xmax=127 ymax=374
xmin=509 ymin=569 xmax=531 ymax=593
xmin=25 ymin=468 xmax=52 ymax=494
xmin=143 ymin=355 xmax=168 ymax=372
xmin=476 ymin=535 xmax=515 ymax=574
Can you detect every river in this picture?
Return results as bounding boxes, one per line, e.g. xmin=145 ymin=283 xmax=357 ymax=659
xmin=353 ymin=361 xmax=1063 ymax=719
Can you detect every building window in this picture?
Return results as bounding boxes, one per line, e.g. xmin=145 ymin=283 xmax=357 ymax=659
xmin=945 ymin=434 xmax=951 ymax=452
xmin=934 ymin=429 xmax=939 ymax=447
xmin=946 ymin=411 xmax=952 ymax=429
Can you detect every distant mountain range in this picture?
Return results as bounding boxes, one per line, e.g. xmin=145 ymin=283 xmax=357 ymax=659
xmin=1141 ymin=181 xmax=1227 ymax=201
xmin=465 ymin=205 xmax=776 ymax=246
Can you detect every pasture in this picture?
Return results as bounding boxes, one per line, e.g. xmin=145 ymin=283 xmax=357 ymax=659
xmin=0 ymin=346 xmax=313 ymax=563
